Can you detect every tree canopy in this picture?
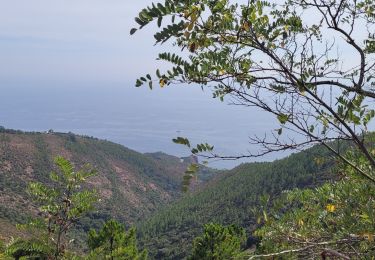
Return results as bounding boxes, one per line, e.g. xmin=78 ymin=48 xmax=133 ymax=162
xmin=189 ymin=223 xmax=246 ymax=260
xmin=88 ymin=219 xmax=148 ymax=260
xmin=131 ymin=0 xmax=375 ymax=184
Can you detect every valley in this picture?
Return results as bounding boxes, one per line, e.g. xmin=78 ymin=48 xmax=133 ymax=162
xmin=0 ymin=128 xmax=336 ymax=259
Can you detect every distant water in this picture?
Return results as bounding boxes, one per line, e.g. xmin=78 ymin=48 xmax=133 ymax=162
xmin=0 ymin=81 xmax=283 ymax=168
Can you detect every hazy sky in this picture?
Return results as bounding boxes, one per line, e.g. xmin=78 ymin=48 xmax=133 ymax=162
xmin=0 ymin=1 xmax=364 ymax=86
xmin=0 ymin=1 xmax=163 ymax=84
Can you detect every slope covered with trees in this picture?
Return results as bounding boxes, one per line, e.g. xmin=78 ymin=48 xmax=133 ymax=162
xmin=2 ymin=156 xmax=148 ymax=259
xmin=0 ymin=128 xmax=218 ymax=243
xmin=137 ymin=144 xmax=335 ymax=258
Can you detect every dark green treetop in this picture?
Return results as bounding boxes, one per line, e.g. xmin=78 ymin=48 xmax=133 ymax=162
xmin=87 ymin=219 xmax=147 ymax=260
xmin=189 ymin=223 xmax=246 ymax=260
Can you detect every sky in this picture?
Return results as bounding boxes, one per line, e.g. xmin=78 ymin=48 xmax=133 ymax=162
xmin=0 ymin=0 xmax=365 ymax=85
xmin=0 ymin=1 xmax=162 ymax=84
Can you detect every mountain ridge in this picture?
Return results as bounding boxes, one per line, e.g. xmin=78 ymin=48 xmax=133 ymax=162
xmin=0 ymin=128 xmax=219 ymax=242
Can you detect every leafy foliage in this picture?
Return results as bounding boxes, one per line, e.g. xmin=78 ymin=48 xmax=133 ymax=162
xmin=251 ymin=149 xmax=375 ymax=259
xmin=132 ymin=0 xmax=375 ymax=194
xmin=5 ymin=238 xmax=53 ymax=260
xmin=5 ymin=156 xmax=98 ymax=259
xmin=172 ymin=137 xmax=215 ymax=191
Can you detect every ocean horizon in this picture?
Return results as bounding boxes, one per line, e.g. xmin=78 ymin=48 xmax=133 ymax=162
xmin=1 ymin=81 xmax=284 ymax=168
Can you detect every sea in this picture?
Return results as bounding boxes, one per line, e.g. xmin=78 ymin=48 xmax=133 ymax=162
xmin=0 ymin=81 xmax=284 ymax=169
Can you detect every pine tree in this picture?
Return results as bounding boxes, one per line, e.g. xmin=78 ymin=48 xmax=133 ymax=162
xmin=87 ymin=219 xmax=147 ymax=260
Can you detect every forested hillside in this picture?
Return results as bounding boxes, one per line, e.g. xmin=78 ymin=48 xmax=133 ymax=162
xmin=0 ymin=128 xmax=218 ymax=243
xmin=137 ymin=144 xmax=336 ymax=259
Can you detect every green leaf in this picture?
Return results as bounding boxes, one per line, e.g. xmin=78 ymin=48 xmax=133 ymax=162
xmin=172 ymin=137 xmax=191 ymax=147
xmin=277 ymin=114 xmax=289 ymax=124
xmin=135 ymin=17 xmax=145 ymax=26
xmin=156 ymin=69 xmax=161 ymax=78
xmin=136 ymin=79 xmax=142 ymax=87
xmin=130 ymin=28 xmax=137 ymax=35
xmin=157 ymin=16 xmax=163 ymax=27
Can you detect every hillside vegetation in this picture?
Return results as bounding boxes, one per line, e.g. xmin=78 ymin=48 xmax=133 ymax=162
xmin=137 ymin=145 xmax=335 ymax=259
xmin=0 ymin=128 xmax=363 ymax=259
xmin=0 ymin=128 xmax=218 ymax=242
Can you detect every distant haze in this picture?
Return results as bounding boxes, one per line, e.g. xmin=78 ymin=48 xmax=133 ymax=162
xmin=0 ymin=1 xmax=172 ymax=83
xmin=0 ymin=1 xmax=296 ymax=168
xmin=0 ymin=83 xmax=285 ymax=168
